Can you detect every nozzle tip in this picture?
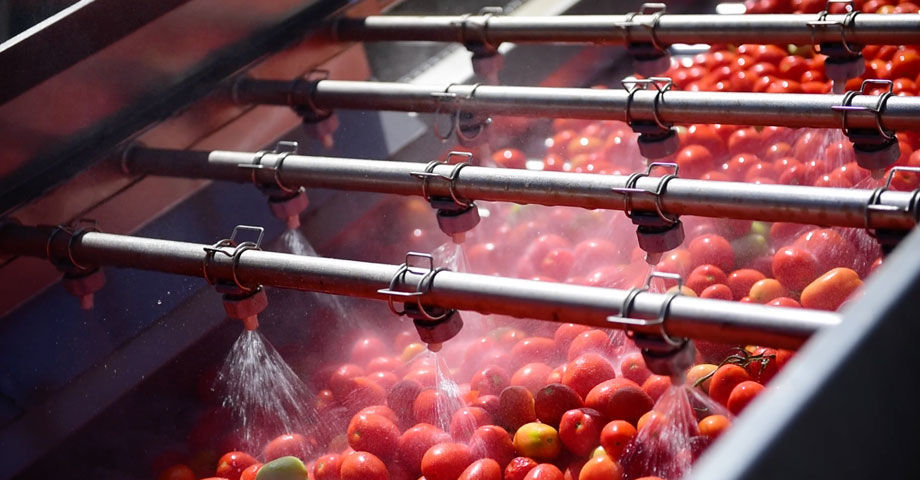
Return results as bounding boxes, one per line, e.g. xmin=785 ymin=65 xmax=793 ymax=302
xmin=322 ymin=135 xmax=335 ymax=149
xmin=286 ymin=216 xmax=301 ymax=230
xmin=427 ymin=343 xmax=443 ymax=353
xmin=243 ymin=315 xmax=259 ymax=331
xmin=79 ymin=294 xmax=94 ymax=311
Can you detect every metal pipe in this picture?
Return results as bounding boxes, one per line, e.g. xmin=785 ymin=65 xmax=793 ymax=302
xmin=333 ymin=14 xmax=920 ymax=47
xmin=233 ymin=79 xmax=920 ymax=131
xmin=125 ymin=147 xmax=920 ymax=231
xmin=0 ymin=223 xmax=840 ymax=349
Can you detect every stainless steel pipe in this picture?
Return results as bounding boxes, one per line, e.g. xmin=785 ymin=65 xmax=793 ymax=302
xmin=0 ymin=223 xmax=840 ymax=349
xmin=233 ymin=79 xmax=920 ymax=132
xmin=332 ymin=14 xmax=920 ymax=48
xmin=125 ymin=147 xmax=920 ymax=231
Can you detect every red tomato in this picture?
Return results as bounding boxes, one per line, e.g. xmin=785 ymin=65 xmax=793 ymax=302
xmin=641 ymin=375 xmax=672 ymax=402
xmin=800 ymin=267 xmax=863 ymax=310
xmin=747 ymin=278 xmax=789 ymax=303
xmin=686 ymin=264 xmax=728 ymax=295
xmin=688 ymin=234 xmax=735 ymax=272
xmin=751 ymin=45 xmax=787 ymax=65
xmin=618 ymin=351 xmax=652 ymax=386
xmin=498 ymin=386 xmax=537 ymax=432
xmin=584 ymin=378 xmax=654 ymax=426
xmin=505 ymin=457 xmax=539 ymax=480
xmin=450 ymin=407 xmax=493 ymax=442
xmin=350 ymin=337 xmax=388 ymax=367
xmin=471 ymin=365 xmax=511 ymax=396
xmin=683 ymin=124 xmax=727 ymax=158
xmin=720 ymin=153 xmax=761 ymax=181
xmin=328 ymin=364 xmax=366 ymax=400
xmin=599 ymin=420 xmax=637 ymax=460
xmin=890 ymin=49 xmax=920 ymax=81
xmin=534 ymin=383 xmax=584 ymax=428
xmin=511 ymin=363 xmax=555 ymax=395
xmin=793 ymin=228 xmax=856 ymax=273
xmin=562 ymin=354 xmax=617 ymax=399
xmin=698 ymin=415 xmax=731 ymax=441
xmin=674 ymin=145 xmax=715 ymax=179
xmin=771 ymin=246 xmax=818 ymax=292
xmin=554 ymin=324 xmax=593 ymax=357
xmin=398 ymin=423 xmax=451 ymax=473
xmin=726 ymin=269 xmax=767 ymax=300
xmin=578 ymin=455 xmax=623 ymax=480
xmin=492 ymin=148 xmax=528 ymax=169
xmin=313 ymin=454 xmax=343 ymax=480
xmin=158 ymin=464 xmax=196 ymax=480
xmin=458 ymin=458 xmax=503 ymax=480
xmin=709 ymin=364 xmax=753 ymax=407
xmin=727 ymin=127 xmax=763 ymax=153
xmin=524 ymin=464 xmax=565 ymax=480
xmin=765 ymin=298 xmax=800 ymax=312
xmin=727 ymin=381 xmax=766 ymax=415
xmin=216 ymin=452 xmax=258 ymax=480
xmin=558 ymin=408 xmax=605 ymax=457
xmin=239 ymin=463 xmax=261 ymax=480
xmin=422 ymin=443 xmax=474 ymax=480
xmin=340 ymin=451 xmax=387 ymax=480
xmin=700 ymin=283 xmax=733 ymax=300
xmin=347 ymin=413 xmax=400 ymax=462
xmin=778 ymin=56 xmax=809 ymax=80
xmin=263 ymin=434 xmax=314 ymax=462
xmin=511 ymin=337 xmax=558 ymax=367
xmin=469 ymin=425 xmax=516 ymax=469
xmin=567 ymin=330 xmax=615 ymax=361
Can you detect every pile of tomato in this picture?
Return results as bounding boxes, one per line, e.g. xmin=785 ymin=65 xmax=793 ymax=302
xmin=154 ymin=2 xmax=920 ymax=480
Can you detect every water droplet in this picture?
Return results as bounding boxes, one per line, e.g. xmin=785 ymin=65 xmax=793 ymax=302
xmin=156 ymin=299 xmax=162 ymax=305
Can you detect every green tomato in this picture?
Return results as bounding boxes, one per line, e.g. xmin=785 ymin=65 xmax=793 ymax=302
xmin=256 ymin=456 xmax=308 ymax=480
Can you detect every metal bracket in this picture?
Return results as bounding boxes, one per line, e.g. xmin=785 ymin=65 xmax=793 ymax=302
xmin=807 ymin=1 xmax=862 ymax=57
xmin=607 ymin=271 xmax=687 ymax=349
xmin=865 ymin=167 xmax=920 ymax=252
xmin=618 ymin=3 xmax=668 ymax=58
xmin=377 ymin=252 xmax=453 ymax=321
xmin=833 ymin=79 xmax=896 ymax=141
xmin=239 ymin=141 xmax=301 ymax=194
xmin=612 ymin=162 xmax=680 ymax=225
xmin=410 ymin=151 xmax=474 ymax=210
xmin=46 ymin=219 xmax=100 ymax=272
xmin=459 ymin=7 xmax=504 ymax=57
xmin=202 ymin=225 xmax=264 ymax=293
xmin=431 ymin=84 xmax=488 ymax=143
xmin=290 ymin=69 xmax=332 ymax=122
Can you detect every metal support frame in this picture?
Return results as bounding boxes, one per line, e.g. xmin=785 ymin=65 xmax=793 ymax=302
xmin=124 ymin=147 xmax=920 ymax=231
xmin=0 ymin=223 xmax=840 ymax=350
xmin=332 ymin=13 xmax=920 ymax=47
xmin=232 ymin=78 xmax=920 ymax=132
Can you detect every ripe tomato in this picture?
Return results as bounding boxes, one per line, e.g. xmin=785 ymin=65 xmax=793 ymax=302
xmin=618 ymin=351 xmax=652 ymax=386
xmin=328 ymin=364 xmax=366 ymax=400
xmin=599 ymin=420 xmax=637 ymax=460
xmin=524 ymin=464 xmax=565 ymax=480
xmin=709 ymin=364 xmax=753 ymax=407
xmin=505 ymin=457 xmax=539 ymax=480
xmin=263 ymin=434 xmax=314 ymax=462
xmin=347 ymin=413 xmax=400 ymax=462
xmin=470 ymin=425 xmax=516 ymax=469
xmin=674 ymin=144 xmax=715 ymax=179
xmin=747 ymin=278 xmax=789 ymax=303
xmin=686 ymin=264 xmax=728 ymax=295
xmin=685 ymin=364 xmax=718 ymax=393
xmin=800 ymin=267 xmax=863 ymax=310
xmin=558 ymin=408 xmax=605 ymax=457
xmin=511 ymin=363 xmax=555 ymax=395
xmin=771 ymin=246 xmax=818 ymax=292
xmin=641 ymin=375 xmax=671 ymax=402
xmin=471 ymin=365 xmax=511 ymax=396
xmin=792 ymin=228 xmax=856 ymax=273
xmin=578 ymin=455 xmax=623 ymax=480
xmin=683 ymin=124 xmax=727 ymax=158
xmin=554 ymin=324 xmax=593 ymax=357
xmin=498 ymin=386 xmax=537 ymax=432
xmin=727 ymin=381 xmax=765 ymax=415
xmin=450 ymin=407 xmax=493 ymax=442
xmin=567 ymin=330 xmax=616 ymax=361
xmin=158 ymin=464 xmax=196 ymax=480
xmin=726 ymin=269 xmax=767 ymax=300
xmin=890 ymin=49 xmax=920 ymax=81
xmin=511 ymin=337 xmax=558 ymax=367
xmin=215 ymin=452 xmax=258 ymax=480
xmin=514 ymin=422 xmax=562 ymax=461
xmin=698 ymin=415 xmax=731 ymax=440
xmin=688 ymin=234 xmax=735 ymax=273
xmin=239 ymin=463 xmax=261 ymax=480
xmin=350 ymin=337 xmax=388 ymax=367
xmin=493 ymin=148 xmax=528 ymax=169
xmin=422 ymin=443 xmax=474 ymax=480
xmin=584 ymin=378 xmax=654 ymax=426
xmin=458 ymin=458 xmax=503 ymax=480
xmin=534 ymin=383 xmax=585 ymax=427
xmin=340 ymin=451 xmax=387 ymax=480
xmin=562 ymin=353 xmax=617 ymax=398
xmin=778 ymin=56 xmax=809 ymax=80
xmin=700 ymin=283 xmax=733 ymax=300
xmin=398 ymin=423 xmax=451 ymax=473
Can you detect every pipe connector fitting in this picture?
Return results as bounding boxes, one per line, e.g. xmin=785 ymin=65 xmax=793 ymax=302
xmin=436 ymin=203 xmax=481 ymax=237
xmin=62 ymin=268 xmax=106 ymax=310
xmin=471 ymin=53 xmax=504 ymax=85
xmin=407 ymin=304 xmax=464 ymax=352
xmin=638 ymin=338 xmax=697 ymax=378
xmin=636 ymin=127 xmax=679 ymax=159
xmin=222 ymin=286 xmax=268 ymax=331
